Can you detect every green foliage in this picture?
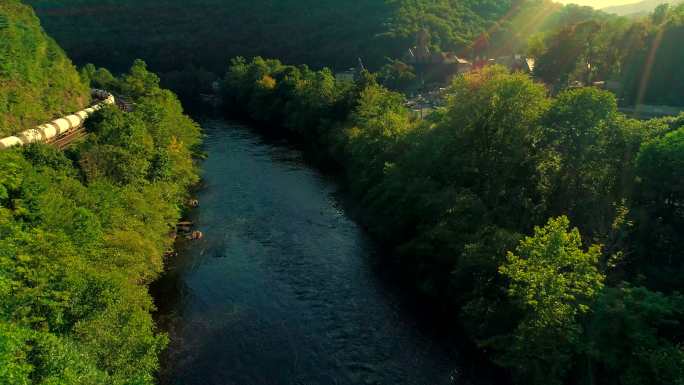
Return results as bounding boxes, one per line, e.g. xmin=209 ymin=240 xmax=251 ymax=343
xmin=378 ymin=60 xmax=417 ymax=91
xmin=534 ymin=4 xmax=684 ymax=107
xmin=3 ymin=16 xmax=182 ymax=382
xmin=497 ymin=216 xmax=604 ymax=385
xmin=0 ymin=0 xmax=88 ymax=137
xmin=222 ymin=57 xmax=355 ymax=148
xmin=636 ymin=126 xmax=684 ymax=214
xmin=22 ymin=0 xmax=558 ymax=105
xmin=24 ymin=0 xmax=684 ymax=108
xmin=25 ymin=0 xmax=520 ymax=71
xmin=79 ymin=63 xmax=115 ymax=91
xmin=436 ymin=67 xmax=549 ymax=224
xmin=0 ymin=322 xmax=33 ymax=385
xmin=346 ymin=83 xmax=411 ymax=191
xmin=81 ymin=107 xmax=154 ymax=185
xmin=26 ymin=0 xmax=390 ymax=70
xmin=585 ymin=286 xmax=684 ymax=385
xmin=631 ymin=126 xmax=684 ymax=290
xmin=380 ymin=0 xmax=515 ymax=55
xmin=221 ymin=56 xmax=684 ymax=383
xmin=501 ymin=217 xmax=604 ymax=330
xmin=540 ymin=88 xmax=624 ymax=238
xmin=0 ymin=58 xmax=200 ymax=384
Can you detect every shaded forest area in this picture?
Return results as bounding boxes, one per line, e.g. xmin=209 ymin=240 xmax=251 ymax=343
xmin=26 ymin=0 xmax=684 ymax=107
xmin=25 ymin=0 xmax=534 ymax=103
xmin=220 ymin=56 xmax=684 ymax=385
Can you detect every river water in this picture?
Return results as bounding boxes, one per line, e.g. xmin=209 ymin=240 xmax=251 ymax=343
xmin=154 ymin=120 xmax=465 ymax=385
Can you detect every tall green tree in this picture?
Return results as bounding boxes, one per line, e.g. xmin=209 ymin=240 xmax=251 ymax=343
xmin=497 ymin=216 xmax=604 ymax=385
xmin=631 ymin=126 xmax=684 ymax=291
xmin=584 ymin=286 xmax=684 ymax=385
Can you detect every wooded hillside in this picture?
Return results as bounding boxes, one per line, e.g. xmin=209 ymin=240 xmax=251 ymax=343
xmin=24 ymin=0 xmax=529 ymax=100
xmin=0 ymin=3 xmax=202 ymax=383
xmin=0 ymin=0 xmax=88 ymax=137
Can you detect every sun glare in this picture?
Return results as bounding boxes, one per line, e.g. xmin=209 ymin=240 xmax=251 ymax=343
xmin=557 ymin=0 xmax=640 ymax=7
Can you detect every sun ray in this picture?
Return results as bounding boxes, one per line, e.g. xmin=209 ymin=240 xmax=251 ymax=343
xmin=463 ymin=1 xmax=561 ymax=58
xmin=635 ymin=27 xmax=664 ymax=112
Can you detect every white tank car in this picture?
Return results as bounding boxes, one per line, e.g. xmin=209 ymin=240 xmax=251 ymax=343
xmin=0 ymin=136 xmax=23 ymax=150
xmin=65 ymin=114 xmax=82 ymax=128
xmin=51 ymin=118 xmax=72 ymax=135
xmin=17 ymin=128 xmax=44 ymax=144
xmin=38 ymin=124 xmax=57 ymax=141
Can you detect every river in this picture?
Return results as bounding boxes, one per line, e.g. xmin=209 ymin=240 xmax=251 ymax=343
xmin=153 ymin=119 xmax=467 ymax=385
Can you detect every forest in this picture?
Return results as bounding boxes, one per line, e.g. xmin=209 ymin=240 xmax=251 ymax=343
xmin=532 ymin=2 xmax=684 ymax=107
xmin=1 ymin=1 xmax=201 ymax=383
xmin=23 ymin=0 xmax=684 ymax=108
xmin=369 ymin=2 xmax=684 ymax=108
xmin=2 ymin=0 xmax=684 ymax=383
xmin=0 ymin=64 xmax=201 ymax=384
xmin=24 ymin=0 xmax=531 ymax=71
xmin=22 ymin=0 xmax=543 ymax=104
xmin=220 ymin=56 xmax=684 ymax=385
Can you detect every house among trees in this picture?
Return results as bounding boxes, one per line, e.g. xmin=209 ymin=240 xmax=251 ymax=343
xmin=404 ymin=30 xmax=535 ymax=86
xmin=471 ymin=55 xmax=536 ymax=74
xmin=405 ymin=29 xmax=472 ymax=84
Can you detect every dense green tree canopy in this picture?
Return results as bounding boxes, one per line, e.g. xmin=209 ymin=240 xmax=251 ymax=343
xmin=533 ymin=3 xmax=684 ymax=107
xmin=0 ymin=54 xmax=200 ymax=384
xmin=497 ymin=216 xmax=604 ymax=385
xmin=4 ymin=0 xmax=684 ymax=383
xmin=220 ymin=56 xmax=684 ymax=385
xmin=23 ymin=0 xmax=592 ymax=104
xmin=25 ymin=0 xmax=523 ymax=73
xmin=631 ymin=126 xmax=684 ymax=290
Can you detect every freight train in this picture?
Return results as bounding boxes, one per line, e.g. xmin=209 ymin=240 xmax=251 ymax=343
xmin=0 ymin=89 xmax=115 ymax=150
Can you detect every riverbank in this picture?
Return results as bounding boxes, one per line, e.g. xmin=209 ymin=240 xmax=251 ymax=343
xmin=0 ymin=58 xmax=203 ymax=383
xmin=215 ymin=57 xmax=684 ymax=385
xmin=200 ymin=94 xmax=514 ymax=379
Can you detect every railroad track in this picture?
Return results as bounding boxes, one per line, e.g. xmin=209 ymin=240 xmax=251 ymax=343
xmin=49 ymin=126 xmax=87 ymax=150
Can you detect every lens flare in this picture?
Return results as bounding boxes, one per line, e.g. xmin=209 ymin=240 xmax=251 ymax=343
xmin=635 ymin=28 xmax=665 ymax=114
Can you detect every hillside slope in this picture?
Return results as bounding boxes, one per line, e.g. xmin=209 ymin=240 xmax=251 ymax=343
xmin=603 ymin=0 xmax=684 ymax=16
xmin=0 ymin=0 xmax=88 ymax=137
xmin=0 ymin=5 xmax=202 ymax=382
xmin=26 ymin=0 xmax=391 ymax=73
xmin=24 ymin=0 xmax=519 ymax=79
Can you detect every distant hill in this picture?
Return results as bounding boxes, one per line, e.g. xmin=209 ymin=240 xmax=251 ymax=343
xmin=0 ymin=0 xmax=88 ymax=137
xmin=23 ymin=0 xmax=591 ymax=104
xmin=602 ymin=0 xmax=684 ymax=16
xmin=22 ymin=0 xmax=531 ymax=104
xmin=25 ymin=0 xmax=518 ymax=75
